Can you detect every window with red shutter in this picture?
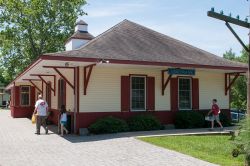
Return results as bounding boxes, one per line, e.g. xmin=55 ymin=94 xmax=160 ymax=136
xmin=178 ymin=78 xmax=192 ymax=110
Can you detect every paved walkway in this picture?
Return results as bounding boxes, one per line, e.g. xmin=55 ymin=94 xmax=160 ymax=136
xmin=0 ymin=109 xmax=217 ymax=166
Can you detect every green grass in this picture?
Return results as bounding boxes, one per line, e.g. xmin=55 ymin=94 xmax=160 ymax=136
xmin=139 ymin=135 xmax=244 ymax=166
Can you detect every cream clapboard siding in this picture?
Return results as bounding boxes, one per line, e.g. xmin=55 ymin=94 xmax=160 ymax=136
xmin=79 ymin=66 xmax=170 ymax=112
xmin=79 ymin=66 xmax=229 ymax=112
xmin=196 ymin=71 xmax=229 ymax=109
xmin=15 ymin=66 xmax=230 ymax=113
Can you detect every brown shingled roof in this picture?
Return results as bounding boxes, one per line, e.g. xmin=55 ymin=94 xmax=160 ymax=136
xmin=46 ymin=19 xmax=247 ymax=69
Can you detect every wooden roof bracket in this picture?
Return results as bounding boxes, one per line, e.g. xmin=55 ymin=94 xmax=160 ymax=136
xmin=22 ymin=79 xmax=42 ymax=93
xmin=38 ymin=75 xmax=56 ymax=95
xmin=161 ymin=70 xmax=172 ymax=95
xmin=84 ymin=64 xmax=96 ymax=95
xmin=43 ymin=66 xmax=75 ymax=94
xmin=225 ymin=72 xmax=241 ymax=95
xmin=30 ymin=74 xmax=56 ymax=96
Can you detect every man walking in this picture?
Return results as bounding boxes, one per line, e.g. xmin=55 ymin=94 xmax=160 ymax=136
xmin=33 ymin=94 xmax=48 ymax=135
xmin=207 ymin=99 xmax=223 ymax=131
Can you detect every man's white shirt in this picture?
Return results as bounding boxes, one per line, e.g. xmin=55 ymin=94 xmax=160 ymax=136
xmin=35 ymin=99 xmax=48 ymax=116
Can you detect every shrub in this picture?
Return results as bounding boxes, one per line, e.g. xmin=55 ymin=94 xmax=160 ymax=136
xmin=127 ymin=114 xmax=162 ymax=131
xmin=219 ymin=113 xmax=231 ymax=127
xmin=174 ymin=111 xmax=204 ymax=129
xmin=88 ymin=116 xmax=129 ymax=134
xmin=232 ymin=117 xmax=250 ymax=165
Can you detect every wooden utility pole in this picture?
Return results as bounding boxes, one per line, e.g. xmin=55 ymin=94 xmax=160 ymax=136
xmin=207 ymin=8 xmax=250 ymax=115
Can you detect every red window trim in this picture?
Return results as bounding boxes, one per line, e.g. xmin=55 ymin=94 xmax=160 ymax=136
xmin=19 ymin=85 xmax=31 ymax=107
xmin=177 ymin=76 xmax=193 ymax=110
xmin=130 ymin=75 xmax=147 ymax=111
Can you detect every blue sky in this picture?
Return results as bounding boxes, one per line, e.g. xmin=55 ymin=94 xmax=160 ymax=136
xmin=79 ymin=0 xmax=249 ymax=57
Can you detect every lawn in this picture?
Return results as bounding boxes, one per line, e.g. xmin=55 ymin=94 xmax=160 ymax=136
xmin=139 ymin=135 xmax=244 ymax=166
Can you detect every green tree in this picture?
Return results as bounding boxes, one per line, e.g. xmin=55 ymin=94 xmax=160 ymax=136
xmin=223 ymin=48 xmax=236 ymax=60
xmin=0 ymin=0 xmax=87 ymax=83
xmin=223 ymin=48 xmax=248 ymax=110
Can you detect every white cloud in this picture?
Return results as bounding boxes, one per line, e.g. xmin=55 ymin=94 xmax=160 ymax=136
xmin=84 ymin=1 xmax=148 ymax=18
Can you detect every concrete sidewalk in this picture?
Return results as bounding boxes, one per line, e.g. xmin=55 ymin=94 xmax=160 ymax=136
xmin=0 ymin=109 xmax=218 ymax=166
xmin=122 ymin=127 xmax=234 ymax=138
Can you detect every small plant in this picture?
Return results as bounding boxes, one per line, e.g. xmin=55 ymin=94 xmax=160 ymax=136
xmin=127 ymin=114 xmax=162 ymax=131
xmin=88 ymin=116 xmax=129 ymax=134
xmin=174 ymin=111 xmax=204 ymax=129
xmin=232 ymin=117 xmax=250 ymax=165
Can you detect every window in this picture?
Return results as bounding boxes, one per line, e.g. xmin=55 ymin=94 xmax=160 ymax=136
xmin=20 ymin=86 xmax=30 ymax=106
xmin=178 ymin=78 xmax=192 ymax=110
xmin=131 ymin=76 xmax=146 ymax=111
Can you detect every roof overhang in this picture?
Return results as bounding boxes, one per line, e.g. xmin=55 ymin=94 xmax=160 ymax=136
xmin=6 ymin=54 xmax=247 ymax=90
xmin=42 ymin=55 xmax=247 ymax=71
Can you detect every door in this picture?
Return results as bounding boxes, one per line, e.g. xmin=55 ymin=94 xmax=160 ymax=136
xmin=58 ymin=79 xmax=66 ymax=109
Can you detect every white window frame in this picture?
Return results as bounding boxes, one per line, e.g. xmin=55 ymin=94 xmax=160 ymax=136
xmin=20 ymin=86 xmax=30 ymax=107
xmin=178 ymin=77 xmax=192 ymax=110
xmin=130 ymin=76 xmax=146 ymax=111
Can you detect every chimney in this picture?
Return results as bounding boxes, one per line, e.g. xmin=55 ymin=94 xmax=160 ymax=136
xmin=65 ymin=20 xmax=94 ymax=51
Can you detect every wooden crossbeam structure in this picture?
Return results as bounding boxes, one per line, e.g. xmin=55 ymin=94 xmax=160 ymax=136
xmin=43 ymin=66 xmax=75 ymax=93
xmin=225 ymin=73 xmax=241 ymax=95
xmin=37 ymin=75 xmax=55 ymax=94
xmin=22 ymin=79 xmax=42 ymax=93
xmin=83 ymin=64 xmax=96 ymax=95
xmin=161 ymin=70 xmax=172 ymax=95
xmin=30 ymin=74 xmax=56 ymax=96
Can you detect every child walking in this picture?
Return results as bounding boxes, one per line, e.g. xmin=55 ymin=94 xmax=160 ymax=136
xmin=207 ymin=99 xmax=223 ymax=131
xmin=60 ymin=105 xmax=69 ymax=136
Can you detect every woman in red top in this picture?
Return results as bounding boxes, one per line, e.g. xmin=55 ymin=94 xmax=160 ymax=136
xmin=207 ymin=99 xmax=223 ymax=131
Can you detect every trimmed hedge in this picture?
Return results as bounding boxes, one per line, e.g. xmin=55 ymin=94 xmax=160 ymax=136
xmin=88 ymin=114 xmax=163 ymax=134
xmin=127 ymin=114 xmax=163 ymax=131
xmin=174 ymin=111 xmax=205 ymax=129
xmin=88 ymin=116 xmax=129 ymax=134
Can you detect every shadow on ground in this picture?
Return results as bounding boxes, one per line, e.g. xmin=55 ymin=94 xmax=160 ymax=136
xmin=27 ymin=116 xmax=234 ymax=144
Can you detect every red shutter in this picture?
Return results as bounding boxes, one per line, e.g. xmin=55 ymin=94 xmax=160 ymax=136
xmin=15 ymin=86 xmax=20 ymax=106
xmin=192 ymin=78 xmax=199 ymax=110
xmin=170 ymin=78 xmax=178 ymax=111
xmin=30 ymin=86 xmax=35 ymax=107
xmin=146 ymin=77 xmax=155 ymax=111
xmin=121 ymin=76 xmax=130 ymax=111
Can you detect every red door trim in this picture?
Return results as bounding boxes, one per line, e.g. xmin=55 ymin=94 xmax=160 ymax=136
xmin=77 ymin=67 xmax=80 ymax=113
